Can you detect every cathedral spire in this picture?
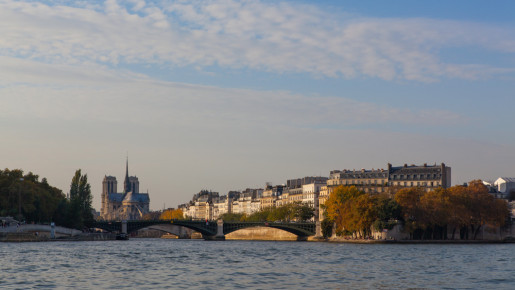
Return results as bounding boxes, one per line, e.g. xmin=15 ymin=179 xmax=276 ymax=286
xmin=124 ymin=155 xmax=131 ymax=193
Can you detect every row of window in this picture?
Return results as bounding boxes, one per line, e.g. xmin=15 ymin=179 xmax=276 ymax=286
xmin=390 ymin=181 xmax=439 ymax=187
xmin=391 ymin=174 xmax=441 ymax=180
xmin=327 ymin=174 xmax=442 ymax=185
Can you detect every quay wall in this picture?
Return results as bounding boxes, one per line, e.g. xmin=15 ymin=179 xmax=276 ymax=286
xmin=0 ymin=232 xmax=46 ymax=242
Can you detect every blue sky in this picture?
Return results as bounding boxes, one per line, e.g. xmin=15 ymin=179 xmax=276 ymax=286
xmin=1 ymin=0 xmax=515 ymax=210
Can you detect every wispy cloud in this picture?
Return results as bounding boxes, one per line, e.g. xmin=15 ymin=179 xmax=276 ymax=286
xmin=0 ymin=56 xmax=464 ymax=129
xmin=0 ymin=0 xmax=514 ymax=81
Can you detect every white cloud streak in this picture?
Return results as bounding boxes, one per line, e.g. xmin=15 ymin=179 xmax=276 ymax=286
xmin=0 ymin=0 xmax=514 ymax=81
xmin=0 ymin=56 xmax=464 ymax=128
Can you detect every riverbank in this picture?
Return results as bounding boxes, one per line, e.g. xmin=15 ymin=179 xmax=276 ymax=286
xmin=0 ymin=232 xmax=116 ymax=242
xmin=321 ymin=237 xmax=515 ymax=244
xmin=0 ymin=232 xmax=47 ymax=242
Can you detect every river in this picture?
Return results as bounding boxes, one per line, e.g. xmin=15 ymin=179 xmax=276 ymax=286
xmin=1 ymin=239 xmax=514 ymax=289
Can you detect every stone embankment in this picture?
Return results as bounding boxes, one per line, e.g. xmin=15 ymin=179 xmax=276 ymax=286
xmin=0 ymin=232 xmax=116 ymax=242
xmin=324 ymin=237 xmax=515 ymax=244
xmin=0 ymin=232 xmax=47 ymax=242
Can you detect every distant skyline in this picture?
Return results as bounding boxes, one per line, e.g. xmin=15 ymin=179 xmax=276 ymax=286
xmin=1 ymin=0 xmax=515 ymax=210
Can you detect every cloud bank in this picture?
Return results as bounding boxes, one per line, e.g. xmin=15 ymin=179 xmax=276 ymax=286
xmin=0 ymin=0 xmax=514 ymax=81
xmin=0 ymin=56 xmax=464 ymax=130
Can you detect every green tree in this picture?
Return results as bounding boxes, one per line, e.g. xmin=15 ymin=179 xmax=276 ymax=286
xmin=293 ymin=203 xmax=315 ymax=222
xmin=219 ymin=212 xmax=246 ymax=221
xmin=69 ymin=169 xmax=93 ymax=228
xmin=321 ymin=218 xmax=333 ymax=238
xmin=0 ymin=168 xmax=66 ymax=224
xmin=371 ymin=194 xmax=401 ymax=232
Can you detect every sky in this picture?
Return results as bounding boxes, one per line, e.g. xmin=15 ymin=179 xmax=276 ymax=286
xmin=1 ymin=0 xmax=515 ymax=211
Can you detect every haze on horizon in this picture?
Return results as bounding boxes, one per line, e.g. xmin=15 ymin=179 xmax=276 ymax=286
xmin=1 ymin=0 xmax=515 ymax=211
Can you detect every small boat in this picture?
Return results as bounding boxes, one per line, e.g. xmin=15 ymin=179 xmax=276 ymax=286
xmin=116 ymin=233 xmax=129 ymax=240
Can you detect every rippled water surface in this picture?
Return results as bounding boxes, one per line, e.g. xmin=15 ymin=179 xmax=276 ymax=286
xmin=1 ymin=239 xmax=514 ymax=289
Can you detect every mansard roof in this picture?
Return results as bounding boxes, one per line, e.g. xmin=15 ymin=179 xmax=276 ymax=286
xmin=389 ymin=165 xmax=443 ymax=175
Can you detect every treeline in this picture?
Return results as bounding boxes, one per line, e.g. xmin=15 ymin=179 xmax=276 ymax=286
xmin=324 ymin=181 xmax=510 ymax=240
xmin=0 ymin=168 xmax=93 ymax=230
xmin=219 ymin=202 xmax=314 ymax=222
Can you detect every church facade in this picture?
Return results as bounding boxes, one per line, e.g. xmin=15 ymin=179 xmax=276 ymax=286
xmin=100 ymin=160 xmax=150 ymax=220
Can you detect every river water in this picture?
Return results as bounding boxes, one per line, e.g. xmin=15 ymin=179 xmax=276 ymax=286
xmin=1 ymin=239 xmax=514 ymax=289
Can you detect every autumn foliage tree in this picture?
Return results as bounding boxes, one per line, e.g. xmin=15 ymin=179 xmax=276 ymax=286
xmin=159 ymin=208 xmax=184 ymax=220
xmin=395 ymin=180 xmax=509 ymax=240
xmin=325 ymin=186 xmax=401 ymax=238
xmin=325 ymin=181 xmax=509 ymax=240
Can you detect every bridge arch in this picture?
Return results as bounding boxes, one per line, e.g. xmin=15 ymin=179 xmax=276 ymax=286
xmin=225 ymin=226 xmax=299 ymax=240
xmin=145 ymin=224 xmax=193 ymax=239
xmin=223 ymin=222 xmax=315 ymax=237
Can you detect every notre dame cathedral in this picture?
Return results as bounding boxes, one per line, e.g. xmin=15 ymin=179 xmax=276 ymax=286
xmin=100 ymin=159 xmax=150 ymax=220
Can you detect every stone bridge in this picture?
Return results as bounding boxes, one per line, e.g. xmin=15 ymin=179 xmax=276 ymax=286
xmin=93 ymin=220 xmax=320 ymax=240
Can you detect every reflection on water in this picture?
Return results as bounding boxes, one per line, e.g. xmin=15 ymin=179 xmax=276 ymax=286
xmin=1 ymin=239 xmax=514 ymax=289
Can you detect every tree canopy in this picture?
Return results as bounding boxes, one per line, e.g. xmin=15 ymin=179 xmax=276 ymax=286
xmin=324 ymin=181 xmax=510 ymax=240
xmin=160 ymin=208 xmax=184 ymax=220
xmin=67 ymin=169 xmax=94 ymax=229
xmin=325 ymin=186 xmax=401 ymax=237
xmin=218 ymin=203 xmax=315 ymax=222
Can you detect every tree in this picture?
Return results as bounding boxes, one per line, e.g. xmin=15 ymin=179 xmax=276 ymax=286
xmin=69 ymin=169 xmax=93 ymax=228
xmin=372 ymin=194 xmax=401 ymax=232
xmin=143 ymin=211 xmax=161 ymax=220
xmin=160 ymin=209 xmax=184 ymax=220
xmin=508 ymin=190 xmax=515 ymax=202
xmin=394 ymin=187 xmax=426 ymax=238
xmin=419 ymin=188 xmax=452 ymax=239
xmin=466 ymin=180 xmax=508 ymax=239
xmin=325 ymin=185 xmax=365 ymax=234
xmin=0 ymin=168 xmax=66 ymax=224
xmin=294 ymin=203 xmax=315 ymax=222
xmin=219 ymin=212 xmax=246 ymax=221
xmin=321 ymin=218 xmax=333 ymax=238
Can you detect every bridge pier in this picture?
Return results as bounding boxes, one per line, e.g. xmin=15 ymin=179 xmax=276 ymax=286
xmin=314 ymin=221 xmax=323 ymax=239
xmin=121 ymin=220 xmax=127 ymax=234
xmin=50 ymin=222 xmax=55 ymax=239
xmin=204 ymin=219 xmax=225 ymax=240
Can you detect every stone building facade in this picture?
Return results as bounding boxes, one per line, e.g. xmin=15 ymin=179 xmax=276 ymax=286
xmin=100 ymin=160 xmax=150 ymax=220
